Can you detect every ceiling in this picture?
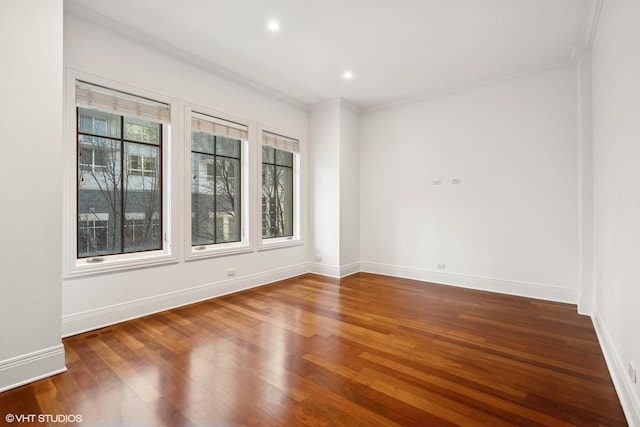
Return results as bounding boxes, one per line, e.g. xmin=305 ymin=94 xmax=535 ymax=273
xmin=64 ymin=0 xmax=596 ymax=110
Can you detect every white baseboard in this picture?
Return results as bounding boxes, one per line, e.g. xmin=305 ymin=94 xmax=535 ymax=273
xmin=0 ymin=345 xmax=67 ymax=393
xmin=309 ymin=261 xmax=360 ymax=278
xmin=62 ymin=263 xmax=309 ymax=337
xmin=591 ymin=307 xmax=640 ymax=427
xmin=578 ymin=294 xmax=594 ymax=315
xmin=360 ymin=261 xmax=579 ymax=304
xmin=340 ymin=262 xmax=360 ymax=278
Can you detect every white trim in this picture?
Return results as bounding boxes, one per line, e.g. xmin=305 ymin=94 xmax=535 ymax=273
xmin=362 ymin=61 xmax=576 ymax=114
xmin=63 ymin=68 xmax=180 ymax=278
xmin=62 ymin=263 xmax=309 ymax=337
xmin=340 ymin=262 xmax=361 ymax=278
xmin=591 ymin=307 xmax=640 ymax=427
xmin=360 ymin=261 xmax=579 ymax=304
xmin=583 ymin=0 xmax=604 ymax=49
xmin=0 ymin=345 xmax=67 ymax=393
xmin=309 ymin=262 xmax=341 ymax=278
xmin=310 ymin=261 xmax=361 ymax=278
xmin=578 ymin=294 xmax=594 ymax=316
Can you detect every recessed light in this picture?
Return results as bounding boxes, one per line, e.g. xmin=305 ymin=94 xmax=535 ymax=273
xmin=267 ymin=20 xmax=280 ymax=31
xmin=343 ymin=71 xmax=353 ymax=80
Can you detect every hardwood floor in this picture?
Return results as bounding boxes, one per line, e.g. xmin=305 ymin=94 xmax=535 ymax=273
xmin=0 ymin=273 xmax=627 ymax=426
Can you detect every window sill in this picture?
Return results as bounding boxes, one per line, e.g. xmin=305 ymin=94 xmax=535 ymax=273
xmin=259 ymin=236 xmax=304 ymax=251
xmin=65 ymin=251 xmax=178 ymax=278
xmin=186 ymin=242 xmax=253 ymax=261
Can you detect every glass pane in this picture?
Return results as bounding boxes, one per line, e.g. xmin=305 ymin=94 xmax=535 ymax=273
xmin=123 ymin=143 xmax=161 ymax=252
xmin=215 ymin=136 xmax=240 ymax=158
xmin=78 ymin=136 xmax=122 ymax=257
xmin=78 ymin=108 xmax=120 ymax=138
xmin=261 ymin=164 xmax=276 ymax=238
xmin=275 ymin=149 xmax=293 ymax=167
xmin=124 ymin=117 xmax=160 ymax=144
xmin=276 ymin=165 xmax=293 ymax=237
xmin=192 ymin=131 xmax=215 ymax=154
xmin=262 ymin=145 xmax=274 ymax=163
xmin=191 ymin=153 xmax=215 ymax=245
xmin=215 ymin=157 xmax=240 ymax=242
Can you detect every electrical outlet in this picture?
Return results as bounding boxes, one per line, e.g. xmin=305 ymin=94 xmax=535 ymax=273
xmin=432 ymin=180 xmax=442 ymax=185
xmin=451 ymin=178 xmax=461 ymax=184
xmin=437 ymin=263 xmax=446 ymax=269
xmin=227 ymin=268 xmax=236 ymax=277
xmin=629 ymin=362 xmax=637 ymax=384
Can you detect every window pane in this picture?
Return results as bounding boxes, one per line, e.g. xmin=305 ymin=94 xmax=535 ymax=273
xmin=275 ymin=149 xmax=293 ymax=167
xmin=192 ymin=131 xmax=214 ymax=154
xmin=215 ymin=157 xmax=240 ymax=242
xmin=262 ymin=164 xmax=277 ymax=238
xmin=262 ymin=145 xmax=274 ymax=163
xmin=78 ymin=108 xmax=120 ymax=138
xmin=215 ymin=136 xmax=240 ymax=158
xmin=123 ymin=143 xmax=161 ymax=252
xmin=78 ymin=137 xmax=122 ymax=257
xmin=277 ymin=165 xmax=293 ymax=236
xmin=191 ymin=152 xmax=215 ymax=245
xmin=124 ymin=117 xmax=160 ymax=144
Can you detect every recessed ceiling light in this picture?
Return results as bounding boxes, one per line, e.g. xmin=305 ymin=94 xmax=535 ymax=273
xmin=343 ymin=71 xmax=354 ymax=80
xmin=267 ymin=20 xmax=280 ymax=31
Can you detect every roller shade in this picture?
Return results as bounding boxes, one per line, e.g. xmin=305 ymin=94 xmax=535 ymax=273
xmin=191 ymin=113 xmax=248 ymax=140
xmin=76 ymin=80 xmax=170 ymax=123
xmin=262 ymin=131 xmax=299 ymax=153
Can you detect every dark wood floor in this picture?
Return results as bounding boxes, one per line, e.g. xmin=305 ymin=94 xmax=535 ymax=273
xmin=0 ymin=273 xmax=627 ymax=426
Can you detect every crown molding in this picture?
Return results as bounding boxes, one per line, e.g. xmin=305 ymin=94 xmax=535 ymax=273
xmin=361 ymin=61 xmax=575 ymax=115
xmin=64 ymin=2 xmax=310 ymax=112
xmin=583 ymin=0 xmax=604 ymax=49
xmin=310 ymin=98 xmax=361 ymax=115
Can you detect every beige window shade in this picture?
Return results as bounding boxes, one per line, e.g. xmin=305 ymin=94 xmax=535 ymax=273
xmin=76 ymin=80 xmax=170 ymax=122
xmin=262 ymin=131 xmax=299 ymax=153
xmin=191 ymin=113 xmax=248 ymax=140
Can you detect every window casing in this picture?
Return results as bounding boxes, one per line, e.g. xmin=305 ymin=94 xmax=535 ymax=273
xmin=187 ymin=109 xmax=250 ymax=258
xmin=73 ymin=79 xmax=172 ymax=269
xmin=260 ymin=131 xmax=301 ymax=248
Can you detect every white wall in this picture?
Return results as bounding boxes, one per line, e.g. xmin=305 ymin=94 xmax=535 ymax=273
xmin=62 ymin=16 xmax=310 ymax=336
xmin=310 ymin=102 xmax=341 ymax=270
xmin=577 ymin=50 xmax=595 ymax=315
xmin=591 ymin=0 xmax=640 ymax=423
xmin=360 ymin=66 xmax=580 ymax=302
xmin=0 ymin=0 xmax=66 ymax=391
xmin=339 ymin=103 xmax=360 ymax=270
xmin=309 ymin=99 xmax=360 ymax=277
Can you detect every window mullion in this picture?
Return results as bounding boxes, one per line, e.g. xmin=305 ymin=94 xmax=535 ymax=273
xmin=120 ymin=115 xmax=125 ymax=254
xmin=213 ymin=136 xmax=218 ymax=244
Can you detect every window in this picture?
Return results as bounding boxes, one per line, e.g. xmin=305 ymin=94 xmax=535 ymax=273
xmin=261 ymin=131 xmax=299 ymax=241
xmin=76 ymin=81 xmax=169 ymax=259
xmin=190 ymin=112 xmax=248 ymax=251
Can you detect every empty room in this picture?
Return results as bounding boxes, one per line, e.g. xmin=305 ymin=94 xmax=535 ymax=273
xmin=1 ymin=0 xmax=639 ymax=425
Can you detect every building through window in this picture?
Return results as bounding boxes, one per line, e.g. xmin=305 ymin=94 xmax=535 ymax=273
xmin=76 ymin=81 xmax=169 ymax=259
xmin=261 ymin=131 xmax=298 ymax=239
xmin=190 ymin=113 xmax=246 ymax=247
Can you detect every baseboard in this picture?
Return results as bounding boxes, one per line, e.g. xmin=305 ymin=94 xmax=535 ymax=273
xmin=340 ymin=262 xmax=360 ymax=278
xmin=309 ymin=261 xmax=360 ymax=278
xmin=591 ymin=307 xmax=640 ymax=427
xmin=62 ymin=263 xmax=310 ymax=337
xmin=0 ymin=345 xmax=67 ymax=393
xmin=360 ymin=261 xmax=578 ymax=304
xmin=578 ymin=294 xmax=594 ymax=315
